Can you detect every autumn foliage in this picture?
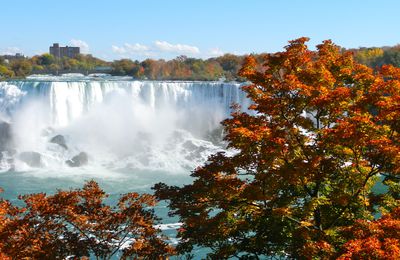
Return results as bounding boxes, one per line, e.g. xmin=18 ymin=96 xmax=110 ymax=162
xmin=338 ymin=207 xmax=400 ymax=259
xmin=1 ymin=38 xmax=400 ymax=259
xmin=154 ymin=38 xmax=400 ymax=258
xmin=0 ymin=181 xmax=173 ymax=259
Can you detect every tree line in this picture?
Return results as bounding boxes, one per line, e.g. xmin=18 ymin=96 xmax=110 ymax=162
xmin=2 ymin=42 xmax=400 ymax=81
xmin=0 ymin=52 xmax=245 ymax=81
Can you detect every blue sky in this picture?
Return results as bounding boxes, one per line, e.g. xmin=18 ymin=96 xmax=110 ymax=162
xmin=2 ymin=0 xmax=400 ymax=61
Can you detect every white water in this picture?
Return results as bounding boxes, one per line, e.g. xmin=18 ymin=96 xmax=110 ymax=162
xmin=0 ymin=76 xmax=249 ymax=174
xmin=0 ymin=76 xmax=250 ymax=258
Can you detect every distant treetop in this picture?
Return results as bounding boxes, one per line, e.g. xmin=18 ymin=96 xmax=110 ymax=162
xmin=2 ymin=41 xmax=400 ymax=80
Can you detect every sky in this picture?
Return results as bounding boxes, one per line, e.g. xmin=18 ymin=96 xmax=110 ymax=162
xmin=1 ymin=0 xmax=400 ymax=61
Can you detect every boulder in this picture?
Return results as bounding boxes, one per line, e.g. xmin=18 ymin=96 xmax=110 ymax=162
xmin=19 ymin=151 xmax=42 ymax=167
xmin=0 ymin=121 xmax=12 ymax=151
xmin=50 ymin=134 xmax=68 ymax=149
xmin=41 ymin=127 xmax=55 ymax=137
xmin=66 ymin=152 xmax=88 ymax=167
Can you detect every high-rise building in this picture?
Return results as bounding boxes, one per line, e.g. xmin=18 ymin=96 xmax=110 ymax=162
xmin=49 ymin=43 xmax=80 ymax=58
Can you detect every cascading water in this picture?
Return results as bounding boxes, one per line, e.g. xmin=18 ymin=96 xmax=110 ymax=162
xmin=0 ymin=75 xmax=250 ymax=255
xmin=0 ymin=75 xmax=249 ymax=175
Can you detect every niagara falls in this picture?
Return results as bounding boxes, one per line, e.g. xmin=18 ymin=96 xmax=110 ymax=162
xmin=0 ymin=75 xmax=249 ymax=194
xmin=0 ymin=76 xmax=250 ymax=257
xmin=2 ymin=1 xmax=400 ymax=259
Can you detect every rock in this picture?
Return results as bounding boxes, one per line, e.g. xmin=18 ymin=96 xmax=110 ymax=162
xmin=66 ymin=152 xmax=88 ymax=167
xmin=19 ymin=151 xmax=42 ymax=167
xmin=41 ymin=127 xmax=55 ymax=137
xmin=0 ymin=121 xmax=12 ymax=151
xmin=8 ymin=148 xmax=17 ymax=156
xmin=50 ymin=134 xmax=68 ymax=149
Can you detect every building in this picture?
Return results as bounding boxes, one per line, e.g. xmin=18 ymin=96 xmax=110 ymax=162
xmin=0 ymin=53 xmax=26 ymax=63
xmin=49 ymin=43 xmax=80 ymax=59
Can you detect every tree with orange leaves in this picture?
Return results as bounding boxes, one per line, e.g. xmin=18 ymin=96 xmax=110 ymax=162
xmin=0 ymin=181 xmax=174 ymax=259
xmin=154 ymin=38 xmax=400 ymax=258
xmin=338 ymin=207 xmax=400 ymax=259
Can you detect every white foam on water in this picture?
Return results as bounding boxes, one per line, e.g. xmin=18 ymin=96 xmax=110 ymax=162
xmin=0 ymin=78 xmax=249 ymax=176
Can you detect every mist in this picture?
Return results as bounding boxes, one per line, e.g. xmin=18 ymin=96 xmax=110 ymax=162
xmin=0 ymin=78 xmax=248 ymax=173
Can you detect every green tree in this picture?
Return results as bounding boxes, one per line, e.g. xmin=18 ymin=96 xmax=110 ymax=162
xmin=354 ymin=47 xmax=384 ymax=67
xmin=154 ymin=38 xmax=400 ymax=258
xmin=215 ymin=54 xmax=244 ymax=80
xmin=10 ymin=59 xmax=32 ymax=77
xmin=112 ymin=59 xmax=140 ymax=76
xmin=49 ymin=63 xmax=60 ymax=73
xmin=0 ymin=65 xmax=14 ymax=78
xmin=63 ymin=57 xmax=80 ymax=70
xmin=381 ymin=47 xmax=400 ymax=67
xmin=37 ymin=53 xmax=55 ymax=66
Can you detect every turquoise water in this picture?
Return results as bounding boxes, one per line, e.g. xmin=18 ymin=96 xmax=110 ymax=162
xmin=0 ymin=167 xmax=190 ymax=210
xmin=0 ymin=168 xmax=194 ymax=258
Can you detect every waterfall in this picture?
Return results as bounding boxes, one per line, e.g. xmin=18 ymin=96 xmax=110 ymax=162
xmin=0 ymin=77 xmax=249 ymax=172
xmin=1 ymin=79 xmax=248 ymax=126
